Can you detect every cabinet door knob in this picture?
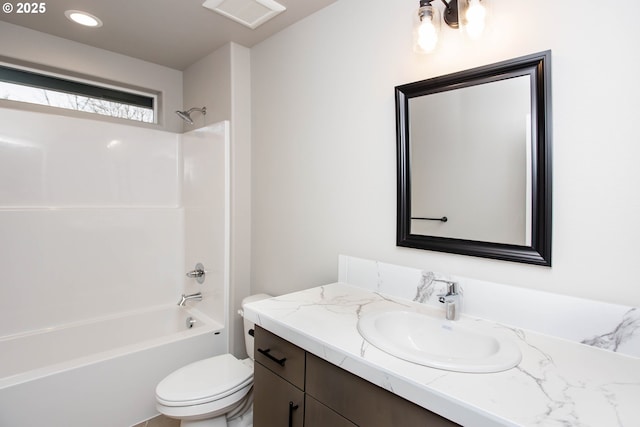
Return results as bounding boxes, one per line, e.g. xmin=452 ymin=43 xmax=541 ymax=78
xmin=288 ymin=401 xmax=299 ymax=427
xmin=257 ymin=347 xmax=287 ymax=366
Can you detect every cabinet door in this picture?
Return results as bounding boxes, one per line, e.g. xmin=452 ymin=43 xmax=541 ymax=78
xmin=305 ymin=395 xmax=356 ymax=427
xmin=254 ymin=362 xmax=304 ymax=427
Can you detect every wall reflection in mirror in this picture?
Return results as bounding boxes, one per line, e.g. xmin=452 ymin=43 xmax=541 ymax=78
xmin=409 ymin=75 xmax=531 ymax=245
xmin=396 ymin=51 xmax=552 ymax=265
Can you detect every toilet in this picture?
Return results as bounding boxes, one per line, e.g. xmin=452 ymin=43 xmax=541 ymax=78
xmin=156 ymin=294 xmax=271 ymax=427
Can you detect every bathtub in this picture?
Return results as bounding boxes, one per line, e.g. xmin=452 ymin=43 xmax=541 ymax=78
xmin=0 ymin=305 xmax=225 ymax=427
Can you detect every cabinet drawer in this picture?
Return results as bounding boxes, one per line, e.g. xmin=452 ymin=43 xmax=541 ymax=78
xmin=254 ymin=363 xmax=304 ymax=427
xmin=254 ymin=326 xmax=305 ymax=389
xmin=306 ymin=353 xmax=460 ymax=426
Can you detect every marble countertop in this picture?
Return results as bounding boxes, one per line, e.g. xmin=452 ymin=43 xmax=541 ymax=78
xmin=243 ymin=282 xmax=640 ymax=427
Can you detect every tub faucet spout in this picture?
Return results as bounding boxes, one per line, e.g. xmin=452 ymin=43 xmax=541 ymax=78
xmin=178 ymin=292 xmax=203 ymax=306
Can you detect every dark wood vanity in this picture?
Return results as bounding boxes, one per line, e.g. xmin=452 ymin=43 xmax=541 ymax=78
xmin=253 ymin=325 xmax=459 ymax=427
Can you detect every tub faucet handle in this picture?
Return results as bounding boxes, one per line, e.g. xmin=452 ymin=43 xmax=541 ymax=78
xmin=186 ymin=262 xmax=206 ymax=284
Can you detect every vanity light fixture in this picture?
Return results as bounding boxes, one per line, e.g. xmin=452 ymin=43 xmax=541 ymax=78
xmin=413 ymin=0 xmax=489 ymax=54
xmin=65 ymin=10 xmax=103 ymax=28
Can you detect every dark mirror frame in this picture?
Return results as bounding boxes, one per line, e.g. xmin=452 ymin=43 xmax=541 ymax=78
xmin=396 ymin=51 xmax=552 ymax=266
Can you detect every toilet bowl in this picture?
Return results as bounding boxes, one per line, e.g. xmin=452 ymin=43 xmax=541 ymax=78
xmin=156 ymin=294 xmax=271 ymax=427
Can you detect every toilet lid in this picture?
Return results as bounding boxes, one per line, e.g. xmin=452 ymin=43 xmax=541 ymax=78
xmin=156 ymin=354 xmax=253 ymax=406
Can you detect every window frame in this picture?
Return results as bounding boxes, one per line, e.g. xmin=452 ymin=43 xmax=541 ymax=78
xmin=0 ymin=62 xmax=158 ymax=124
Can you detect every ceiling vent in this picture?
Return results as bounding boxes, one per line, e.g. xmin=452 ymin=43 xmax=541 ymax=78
xmin=202 ymin=0 xmax=286 ymax=29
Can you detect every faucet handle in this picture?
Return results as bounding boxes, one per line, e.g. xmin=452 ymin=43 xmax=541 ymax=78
xmin=434 ymin=279 xmax=459 ymax=295
xmin=186 ymin=262 xmax=207 ymax=284
xmin=447 ymin=281 xmax=459 ymax=295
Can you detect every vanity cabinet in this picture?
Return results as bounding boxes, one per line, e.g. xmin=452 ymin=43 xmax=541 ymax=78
xmin=253 ymin=326 xmax=459 ymax=427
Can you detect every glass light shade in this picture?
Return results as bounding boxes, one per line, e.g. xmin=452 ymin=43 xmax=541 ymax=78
xmin=413 ymin=5 xmax=441 ymax=54
xmin=461 ymin=0 xmax=489 ymax=39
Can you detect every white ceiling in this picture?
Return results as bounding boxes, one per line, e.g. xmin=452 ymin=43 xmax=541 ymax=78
xmin=0 ymin=0 xmax=337 ymax=70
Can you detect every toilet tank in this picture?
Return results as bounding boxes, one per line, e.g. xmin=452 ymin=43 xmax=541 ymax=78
xmin=240 ymin=294 xmax=272 ymax=359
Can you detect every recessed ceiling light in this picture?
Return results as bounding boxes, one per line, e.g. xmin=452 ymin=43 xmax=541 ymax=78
xmin=65 ymin=10 xmax=103 ymax=28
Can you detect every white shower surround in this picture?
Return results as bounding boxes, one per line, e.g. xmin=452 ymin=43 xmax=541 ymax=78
xmin=0 ymin=108 xmax=231 ymax=424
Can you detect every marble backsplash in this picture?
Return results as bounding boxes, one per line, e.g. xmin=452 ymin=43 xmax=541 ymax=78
xmin=338 ymin=255 xmax=640 ymax=358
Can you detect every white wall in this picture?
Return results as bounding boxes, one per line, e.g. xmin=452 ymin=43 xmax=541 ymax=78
xmin=228 ymin=44 xmax=254 ymax=357
xmin=182 ymin=44 xmax=232 ymax=131
xmin=0 ymin=21 xmax=184 ymax=133
xmin=250 ymin=0 xmax=640 ymax=307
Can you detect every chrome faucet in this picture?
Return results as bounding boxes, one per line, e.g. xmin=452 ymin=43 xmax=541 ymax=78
xmin=178 ymin=292 xmax=203 ymax=306
xmin=186 ymin=263 xmax=206 ymax=284
xmin=435 ymin=280 xmax=461 ymax=321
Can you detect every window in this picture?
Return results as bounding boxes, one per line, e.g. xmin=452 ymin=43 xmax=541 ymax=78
xmin=0 ymin=64 xmax=156 ymax=123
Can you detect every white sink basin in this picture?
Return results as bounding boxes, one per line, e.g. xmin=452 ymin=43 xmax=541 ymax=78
xmin=357 ymin=310 xmax=521 ymax=373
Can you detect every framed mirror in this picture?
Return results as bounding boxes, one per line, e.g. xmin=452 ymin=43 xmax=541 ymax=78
xmin=396 ymin=51 xmax=552 ymax=266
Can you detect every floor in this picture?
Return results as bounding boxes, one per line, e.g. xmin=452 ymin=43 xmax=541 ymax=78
xmin=132 ymin=414 xmax=179 ymax=427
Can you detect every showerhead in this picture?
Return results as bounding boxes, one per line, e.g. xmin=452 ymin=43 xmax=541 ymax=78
xmin=176 ymin=110 xmax=194 ymax=124
xmin=175 ymin=107 xmax=207 ymax=125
